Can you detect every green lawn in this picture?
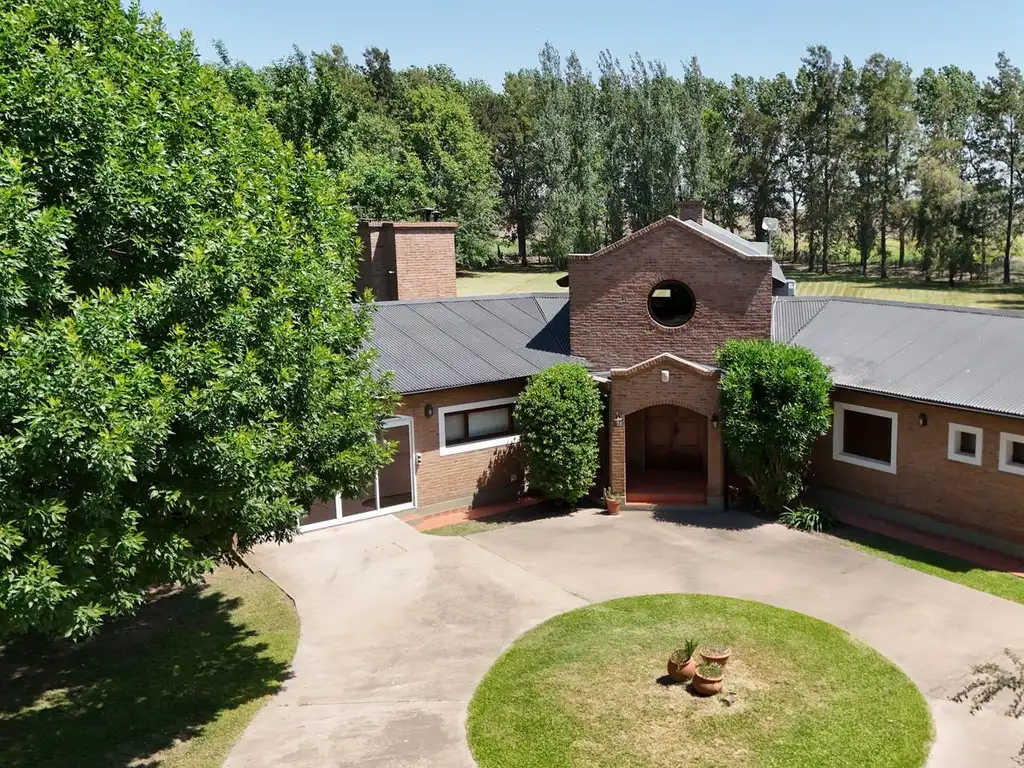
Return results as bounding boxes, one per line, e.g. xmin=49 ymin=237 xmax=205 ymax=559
xmin=457 ymin=265 xmax=1024 ymax=312
xmin=793 ymin=271 xmax=1024 ymax=311
xmin=468 ymin=594 xmax=932 ymax=768
xmin=457 ymin=267 xmax=567 ymax=296
xmin=0 ymin=566 xmax=298 ymax=768
xmin=835 ymin=528 xmax=1024 ymax=606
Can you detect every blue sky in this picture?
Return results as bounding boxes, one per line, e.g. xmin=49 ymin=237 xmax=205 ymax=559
xmin=145 ymin=0 xmax=1022 ymax=86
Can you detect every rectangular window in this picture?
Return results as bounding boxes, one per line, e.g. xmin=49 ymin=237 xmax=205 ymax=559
xmin=439 ymin=397 xmax=519 ymax=455
xmin=999 ymin=432 xmax=1024 ymax=476
xmin=948 ymin=423 xmax=983 ymax=466
xmin=832 ymin=402 xmax=898 ymax=474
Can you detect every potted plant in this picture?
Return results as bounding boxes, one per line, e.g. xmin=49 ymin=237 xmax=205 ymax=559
xmin=692 ymin=662 xmax=724 ymax=695
xmin=603 ymin=488 xmax=623 ymax=515
xmin=667 ymin=638 xmax=699 ymax=682
xmin=700 ymin=644 xmax=732 ymax=668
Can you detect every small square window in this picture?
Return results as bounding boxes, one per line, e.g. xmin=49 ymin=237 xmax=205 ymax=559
xmin=999 ymin=433 xmax=1024 ymax=476
xmin=948 ymin=423 xmax=983 ymax=466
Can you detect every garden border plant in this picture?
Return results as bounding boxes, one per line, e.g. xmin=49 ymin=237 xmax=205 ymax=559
xmin=514 ymin=363 xmax=603 ymax=506
xmin=716 ymin=340 xmax=833 ymax=516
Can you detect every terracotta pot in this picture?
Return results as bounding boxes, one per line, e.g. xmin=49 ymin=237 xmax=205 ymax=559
xmin=667 ymin=656 xmax=696 ymax=682
xmin=606 ymin=498 xmax=621 ymax=515
xmin=691 ymin=673 xmax=724 ymax=696
xmin=700 ymin=647 xmax=731 ymax=668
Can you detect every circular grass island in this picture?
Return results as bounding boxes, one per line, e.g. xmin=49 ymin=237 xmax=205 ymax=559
xmin=468 ymin=595 xmax=931 ymax=768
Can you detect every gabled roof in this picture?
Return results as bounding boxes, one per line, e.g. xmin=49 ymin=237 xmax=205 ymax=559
xmin=371 ymin=293 xmax=584 ymax=394
xmin=569 ymin=216 xmax=774 ymax=264
xmin=774 ymin=296 xmax=1024 ymax=418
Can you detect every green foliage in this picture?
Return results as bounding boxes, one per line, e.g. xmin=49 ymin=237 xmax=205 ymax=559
xmin=514 ymin=363 xmax=602 ymax=506
xmin=779 ymin=505 xmax=837 ymax=533
xmin=0 ymin=0 xmax=397 ymax=638
xmin=716 ymin=340 xmax=833 ymax=515
xmin=696 ymin=662 xmax=723 ymax=679
xmin=672 ymin=638 xmax=699 ymax=663
xmin=402 ymin=84 xmax=498 ymax=265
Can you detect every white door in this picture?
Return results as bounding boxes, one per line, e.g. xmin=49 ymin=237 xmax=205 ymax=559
xmin=300 ymin=416 xmax=417 ymax=532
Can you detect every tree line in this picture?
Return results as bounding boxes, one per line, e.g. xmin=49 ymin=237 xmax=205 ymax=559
xmin=217 ymin=41 xmax=1024 ymax=284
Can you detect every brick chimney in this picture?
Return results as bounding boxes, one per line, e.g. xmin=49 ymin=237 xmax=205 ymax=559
xmin=677 ymin=199 xmax=705 ymax=226
xmin=355 ymin=220 xmax=459 ymax=301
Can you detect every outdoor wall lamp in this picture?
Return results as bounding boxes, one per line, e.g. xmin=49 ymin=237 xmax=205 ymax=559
xmin=424 ymin=404 xmax=434 ymax=418
xmin=918 ymin=413 xmax=928 ymax=427
xmin=711 ymin=413 xmax=720 ymax=430
xmin=613 ymin=412 xmax=624 ymax=428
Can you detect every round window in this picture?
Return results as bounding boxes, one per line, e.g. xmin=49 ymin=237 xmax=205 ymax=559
xmin=647 ymin=281 xmax=695 ymax=328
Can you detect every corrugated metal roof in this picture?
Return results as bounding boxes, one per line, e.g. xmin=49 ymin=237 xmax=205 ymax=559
xmin=778 ymin=296 xmax=1024 ymax=417
xmin=371 ymin=293 xmax=584 ymax=393
xmin=772 ymin=296 xmax=829 ymax=342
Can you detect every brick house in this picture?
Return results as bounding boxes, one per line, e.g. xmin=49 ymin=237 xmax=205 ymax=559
xmin=302 ymin=203 xmax=1024 ymax=557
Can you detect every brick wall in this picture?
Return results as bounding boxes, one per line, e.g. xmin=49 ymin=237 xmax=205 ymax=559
xmin=398 ymin=380 xmax=527 ymax=509
xmin=355 ymin=221 xmax=458 ymax=301
xmin=393 ymin=223 xmax=457 ymax=300
xmin=569 ymin=221 xmax=773 ymax=368
xmin=811 ymin=388 xmax=1024 ymax=543
xmin=608 ymin=356 xmax=725 ymax=506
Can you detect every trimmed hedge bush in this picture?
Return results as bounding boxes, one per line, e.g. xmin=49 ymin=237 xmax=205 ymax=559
xmin=716 ymin=340 xmax=832 ymax=514
xmin=514 ymin=364 xmax=602 ymax=505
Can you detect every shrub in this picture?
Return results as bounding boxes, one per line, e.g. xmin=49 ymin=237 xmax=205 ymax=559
xmin=0 ymin=0 xmax=397 ymax=638
xmin=716 ymin=340 xmax=833 ymax=515
xmin=780 ymin=505 xmax=837 ymax=533
xmin=514 ymin=363 xmax=602 ymax=506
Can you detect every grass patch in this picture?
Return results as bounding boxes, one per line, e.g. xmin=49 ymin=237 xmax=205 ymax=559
xmin=793 ymin=271 xmax=1024 ymax=311
xmin=837 ymin=528 xmax=1024 ymax=607
xmin=423 ymin=519 xmax=511 ymax=537
xmin=0 ymin=566 xmax=298 ymax=767
xmin=457 ymin=268 xmax=567 ymax=296
xmin=468 ymin=594 xmax=931 ymax=768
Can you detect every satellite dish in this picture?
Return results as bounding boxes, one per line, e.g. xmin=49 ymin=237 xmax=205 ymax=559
xmin=762 ymin=217 xmax=780 ymax=233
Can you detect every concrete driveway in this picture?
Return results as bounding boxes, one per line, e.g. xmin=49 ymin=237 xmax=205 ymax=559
xmin=227 ymin=508 xmax=1024 ymax=767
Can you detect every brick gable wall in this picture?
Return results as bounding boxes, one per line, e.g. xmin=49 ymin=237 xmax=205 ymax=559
xmin=568 ymin=223 xmax=773 ymax=368
xmin=608 ymin=357 xmax=725 ymax=507
xmin=811 ymin=388 xmax=1024 ymax=543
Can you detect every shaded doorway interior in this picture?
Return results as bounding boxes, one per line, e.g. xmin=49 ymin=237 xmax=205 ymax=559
xmin=301 ymin=416 xmax=416 ymax=531
xmin=625 ymin=405 xmax=707 ymax=504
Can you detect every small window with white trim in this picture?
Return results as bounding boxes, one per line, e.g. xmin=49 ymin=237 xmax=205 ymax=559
xmin=999 ymin=433 xmax=1024 ymax=476
xmin=948 ymin=423 xmax=983 ymax=466
xmin=439 ymin=397 xmax=519 ymax=455
xmin=832 ymin=402 xmax=898 ymax=474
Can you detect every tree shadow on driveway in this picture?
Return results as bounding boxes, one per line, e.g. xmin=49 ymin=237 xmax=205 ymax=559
xmin=0 ymin=576 xmax=294 ymax=767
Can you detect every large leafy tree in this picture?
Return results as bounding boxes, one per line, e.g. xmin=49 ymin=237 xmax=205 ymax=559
xmin=0 ymin=0 xmax=397 ymax=638
xmin=474 ymin=71 xmax=545 ymax=266
xmin=975 ymin=52 xmax=1024 ymax=284
xmin=402 ymin=84 xmax=498 ymax=264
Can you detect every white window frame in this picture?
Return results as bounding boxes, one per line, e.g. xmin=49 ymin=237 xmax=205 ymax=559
xmin=832 ymin=402 xmax=898 ymax=474
xmin=947 ymin=423 xmax=984 ymax=466
xmin=438 ymin=396 xmax=519 ymax=456
xmin=300 ymin=415 xmax=417 ymax=532
xmin=998 ymin=432 xmax=1024 ymax=476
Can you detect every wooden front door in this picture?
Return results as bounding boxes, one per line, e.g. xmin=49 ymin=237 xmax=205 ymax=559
xmin=644 ymin=405 xmax=705 ymax=472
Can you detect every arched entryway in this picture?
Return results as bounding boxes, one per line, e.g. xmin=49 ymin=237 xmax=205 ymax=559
xmin=624 ymin=405 xmax=707 ymax=504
